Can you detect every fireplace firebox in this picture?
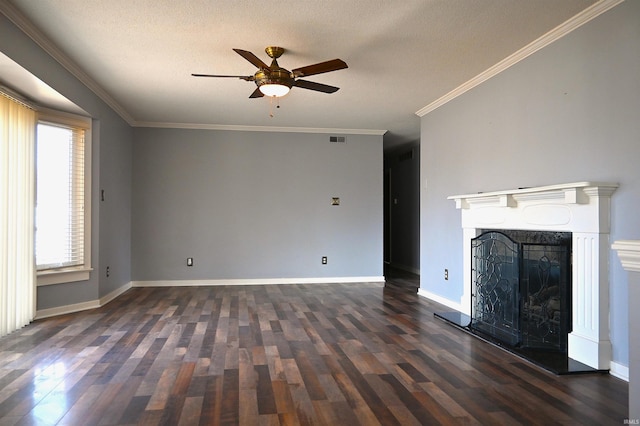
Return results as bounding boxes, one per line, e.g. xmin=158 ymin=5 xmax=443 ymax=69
xmin=470 ymin=230 xmax=571 ymax=353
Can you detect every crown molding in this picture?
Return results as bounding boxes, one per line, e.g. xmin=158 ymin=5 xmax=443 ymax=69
xmin=1 ymin=2 xmax=385 ymax=136
xmin=0 ymin=3 xmax=385 ymax=136
xmin=416 ymin=0 xmax=625 ymax=117
xmin=0 ymin=1 xmax=135 ymax=124
xmin=5 ymin=0 xmax=622 ymax=129
xmin=133 ymin=121 xmax=387 ymax=136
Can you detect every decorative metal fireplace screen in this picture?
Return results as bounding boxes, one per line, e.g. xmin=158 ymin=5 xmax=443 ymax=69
xmin=470 ymin=230 xmax=571 ymax=352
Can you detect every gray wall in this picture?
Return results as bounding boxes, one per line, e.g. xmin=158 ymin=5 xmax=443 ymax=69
xmin=0 ymin=14 xmax=133 ymax=310
xmin=384 ymin=142 xmax=420 ymax=273
xmin=132 ymin=128 xmax=383 ymax=281
xmin=420 ymin=1 xmax=640 ymax=367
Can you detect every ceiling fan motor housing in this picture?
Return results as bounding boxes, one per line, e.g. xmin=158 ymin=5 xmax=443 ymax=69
xmin=255 ymin=68 xmax=293 ymax=90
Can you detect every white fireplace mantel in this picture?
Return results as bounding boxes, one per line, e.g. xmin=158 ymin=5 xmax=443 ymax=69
xmin=449 ymin=182 xmax=618 ymax=370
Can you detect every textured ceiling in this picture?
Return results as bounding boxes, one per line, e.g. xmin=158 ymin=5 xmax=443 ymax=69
xmin=2 ymin=0 xmax=599 ymax=148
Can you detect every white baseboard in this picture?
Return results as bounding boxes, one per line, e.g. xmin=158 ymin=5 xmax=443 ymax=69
xmin=34 ymin=277 xmax=384 ymax=319
xmin=35 ymin=281 xmax=132 ymax=320
xmin=100 ymin=281 xmax=132 ymax=306
xmin=417 ymin=288 xmax=465 ymax=313
xmin=35 ymin=299 xmax=101 ymax=320
xmin=609 ymin=361 xmax=629 ymax=382
xmin=132 ymin=276 xmax=385 ymax=287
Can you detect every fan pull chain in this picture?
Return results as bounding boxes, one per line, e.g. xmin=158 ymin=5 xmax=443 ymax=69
xmin=268 ymin=96 xmax=281 ymax=118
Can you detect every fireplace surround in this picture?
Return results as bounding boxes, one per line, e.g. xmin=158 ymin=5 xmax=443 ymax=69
xmin=447 ymin=182 xmax=617 ymax=370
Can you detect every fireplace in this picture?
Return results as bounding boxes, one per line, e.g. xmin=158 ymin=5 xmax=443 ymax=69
xmin=444 ymin=182 xmax=617 ymax=371
xmin=470 ymin=230 xmax=571 ymax=354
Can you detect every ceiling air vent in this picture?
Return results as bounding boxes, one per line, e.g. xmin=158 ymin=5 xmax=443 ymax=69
xmin=329 ymin=136 xmax=346 ymax=143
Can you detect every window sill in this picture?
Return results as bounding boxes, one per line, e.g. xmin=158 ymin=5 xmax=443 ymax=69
xmin=37 ymin=267 xmax=93 ymax=286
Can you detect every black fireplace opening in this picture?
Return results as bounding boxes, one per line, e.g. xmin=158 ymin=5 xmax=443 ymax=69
xmin=470 ymin=230 xmax=572 ymax=354
xmin=435 ymin=229 xmax=605 ymax=374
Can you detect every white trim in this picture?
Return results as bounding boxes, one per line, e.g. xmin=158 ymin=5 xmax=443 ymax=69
xmin=99 ymin=281 xmax=132 ymax=306
xmin=0 ymin=2 xmax=135 ymax=124
xmin=417 ymin=288 xmax=464 ymax=313
xmin=37 ymin=268 xmax=92 ymax=286
xmin=448 ymin=181 xmax=618 ymax=208
xmin=3 ymin=0 xmax=623 ymax=131
xmin=132 ymin=276 xmax=385 ymax=288
xmin=33 ymin=278 xmax=384 ymax=319
xmin=38 ymin=106 xmax=91 ymax=127
xmin=35 ymin=108 xmax=93 ymax=286
xmin=415 ymin=0 xmax=625 ymax=117
xmin=612 ymin=240 xmax=640 ymax=272
xmin=133 ymin=121 xmax=387 ymax=136
xmin=35 ymin=299 xmax=100 ymax=320
xmin=0 ymin=1 xmax=388 ymax=137
xmin=449 ymin=182 xmax=618 ymax=370
xmin=610 ymin=361 xmax=629 ymax=382
xmin=34 ymin=281 xmax=132 ymax=320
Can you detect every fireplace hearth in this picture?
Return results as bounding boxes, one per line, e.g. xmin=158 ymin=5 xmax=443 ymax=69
xmin=437 ymin=229 xmax=578 ymax=373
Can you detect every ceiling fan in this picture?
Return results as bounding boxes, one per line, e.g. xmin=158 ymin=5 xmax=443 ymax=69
xmin=192 ymin=46 xmax=348 ymax=98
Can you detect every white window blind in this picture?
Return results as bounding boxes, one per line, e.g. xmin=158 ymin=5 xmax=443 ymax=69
xmin=1 ymin=90 xmax=36 ymax=336
xmin=35 ymin=122 xmax=86 ymax=270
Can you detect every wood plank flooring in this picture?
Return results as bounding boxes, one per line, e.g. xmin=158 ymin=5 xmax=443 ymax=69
xmin=0 ymin=275 xmax=628 ymax=425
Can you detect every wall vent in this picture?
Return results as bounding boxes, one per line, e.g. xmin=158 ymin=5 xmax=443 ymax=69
xmin=329 ymin=136 xmax=346 ymax=143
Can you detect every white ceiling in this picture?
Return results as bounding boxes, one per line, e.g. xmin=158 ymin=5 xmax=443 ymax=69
xmin=2 ymin=0 xmax=599 ymax=149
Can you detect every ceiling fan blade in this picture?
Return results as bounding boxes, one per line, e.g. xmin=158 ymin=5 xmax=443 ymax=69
xmin=249 ymin=87 xmax=264 ymax=98
xmin=294 ymin=79 xmax=340 ymax=94
xmin=191 ymin=73 xmax=254 ymax=81
xmin=291 ymin=59 xmax=347 ymax=78
xmin=233 ymin=49 xmax=270 ymax=70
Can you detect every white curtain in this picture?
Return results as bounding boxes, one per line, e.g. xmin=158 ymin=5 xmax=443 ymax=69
xmin=0 ymin=93 xmax=36 ymax=337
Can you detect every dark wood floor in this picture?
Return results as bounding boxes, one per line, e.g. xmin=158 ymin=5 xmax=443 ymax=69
xmin=0 ymin=273 xmax=628 ymax=425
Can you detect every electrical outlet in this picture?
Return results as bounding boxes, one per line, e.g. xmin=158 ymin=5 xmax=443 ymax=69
xmin=444 ymin=269 xmax=448 ymax=280
xmin=322 ymin=256 xmax=328 ymax=265
xmin=187 ymin=257 xmax=193 ymax=267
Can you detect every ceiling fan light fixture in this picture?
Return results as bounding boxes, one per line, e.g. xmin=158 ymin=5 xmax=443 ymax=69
xmin=192 ymin=46 xmax=346 ymax=99
xmin=259 ymin=83 xmax=290 ymax=97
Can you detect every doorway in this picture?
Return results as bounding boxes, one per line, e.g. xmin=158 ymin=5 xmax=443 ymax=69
xmin=383 ymin=142 xmax=420 ymax=286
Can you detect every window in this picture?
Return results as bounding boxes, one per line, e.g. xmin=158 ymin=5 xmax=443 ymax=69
xmin=36 ymin=109 xmax=92 ymax=285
